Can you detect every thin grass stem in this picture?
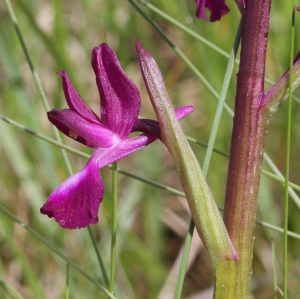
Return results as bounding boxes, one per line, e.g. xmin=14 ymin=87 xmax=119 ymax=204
xmin=271 ymin=240 xmax=278 ymax=299
xmin=174 ymin=220 xmax=194 ymax=299
xmin=283 ymin=3 xmax=295 ymax=298
xmin=0 ymin=279 xmax=24 ymax=299
xmin=109 ymin=162 xmax=118 ymax=294
xmin=263 ymin=154 xmax=300 ymax=209
xmin=65 ymin=263 xmax=70 ymax=299
xmin=88 ymin=226 xmax=110 ymax=287
xmin=3 ymin=0 xmax=72 ymax=175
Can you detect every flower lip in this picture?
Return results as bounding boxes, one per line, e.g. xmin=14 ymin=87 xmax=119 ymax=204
xmin=40 ymin=157 xmax=104 ymax=229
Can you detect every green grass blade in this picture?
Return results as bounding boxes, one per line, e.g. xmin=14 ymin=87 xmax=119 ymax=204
xmin=272 ymin=240 xmax=278 ymax=299
xmin=283 ymin=3 xmax=295 ymax=298
xmin=0 ymin=279 xmax=24 ymax=299
xmin=88 ymin=226 xmax=110 ymax=287
xmin=109 ymin=162 xmax=118 ymax=295
xmin=3 ymin=0 xmax=72 ymax=175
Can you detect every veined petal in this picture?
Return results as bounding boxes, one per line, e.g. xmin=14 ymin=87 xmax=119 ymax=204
xmin=57 ymin=71 xmax=101 ymax=124
xmin=94 ymin=134 xmax=157 ymax=169
xmin=195 ymin=0 xmax=229 ymax=22
xmin=132 ymin=106 xmax=194 ymax=137
xmin=40 ymin=157 xmax=104 ymax=229
xmin=92 ymin=44 xmax=140 ymax=139
xmin=48 ymin=109 xmax=118 ymax=148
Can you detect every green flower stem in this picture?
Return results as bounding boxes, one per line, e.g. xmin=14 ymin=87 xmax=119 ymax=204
xmin=109 ymin=162 xmax=118 ymax=294
xmin=0 ymin=204 xmax=117 ymax=299
xmin=137 ymin=42 xmax=238 ymax=298
xmin=283 ymin=3 xmax=295 ymax=298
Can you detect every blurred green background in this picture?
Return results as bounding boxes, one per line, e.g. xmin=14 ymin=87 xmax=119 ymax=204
xmin=0 ymin=0 xmax=299 ymax=298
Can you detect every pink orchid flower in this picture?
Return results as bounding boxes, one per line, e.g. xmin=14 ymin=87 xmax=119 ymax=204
xmin=41 ymin=43 xmax=193 ymax=229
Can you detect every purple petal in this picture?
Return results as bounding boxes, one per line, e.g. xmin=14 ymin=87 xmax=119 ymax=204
xmin=41 ymin=157 xmax=104 ymax=229
xmin=92 ymin=44 xmax=140 ymax=139
xmin=132 ymin=106 xmax=194 ymax=137
xmin=48 ymin=109 xmax=118 ymax=148
xmin=57 ymin=71 xmax=101 ymax=124
xmin=132 ymin=119 xmax=160 ymax=137
xmin=195 ymin=0 xmax=229 ymax=22
xmin=92 ymin=134 xmax=158 ymax=169
xmin=175 ymin=106 xmax=194 ymax=120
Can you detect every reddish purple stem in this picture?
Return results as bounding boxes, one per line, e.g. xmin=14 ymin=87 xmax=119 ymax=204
xmin=223 ymin=0 xmax=272 ymax=296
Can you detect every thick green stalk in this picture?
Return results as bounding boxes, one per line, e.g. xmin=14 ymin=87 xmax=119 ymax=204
xmin=174 ymin=20 xmax=242 ymax=298
xmin=136 ymin=41 xmax=238 ymax=298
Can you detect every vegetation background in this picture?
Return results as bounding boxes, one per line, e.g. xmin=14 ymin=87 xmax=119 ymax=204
xmin=0 ymin=0 xmax=299 ymax=298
